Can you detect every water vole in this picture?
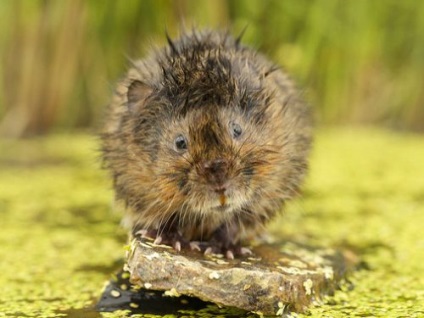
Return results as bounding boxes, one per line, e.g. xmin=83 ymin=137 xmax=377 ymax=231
xmin=101 ymin=29 xmax=312 ymax=258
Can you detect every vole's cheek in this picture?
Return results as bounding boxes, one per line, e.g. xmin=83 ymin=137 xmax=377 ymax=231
xmin=241 ymin=167 xmax=254 ymax=187
xmin=243 ymin=167 xmax=254 ymax=176
xmin=177 ymin=178 xmax=191 ymax=196
xmin=175 ymin=166 xmax=193 ymax=195
xmin=176 ymin=177 xmax=185 ymax=189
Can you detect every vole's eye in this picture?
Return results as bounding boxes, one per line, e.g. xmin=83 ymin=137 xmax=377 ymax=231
xmin=230 ymin=122 xmax=242 ymax=139
xmin=174 ymin=135 xmax=188 ymax=152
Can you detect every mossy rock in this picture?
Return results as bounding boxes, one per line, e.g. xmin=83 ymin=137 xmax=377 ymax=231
xmin=125 ymin=237 xmax=358 ymax=315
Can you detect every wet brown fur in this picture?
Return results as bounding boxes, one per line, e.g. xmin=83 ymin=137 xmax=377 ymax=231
xmin=101 ymin=29 xmax=312 ymax=246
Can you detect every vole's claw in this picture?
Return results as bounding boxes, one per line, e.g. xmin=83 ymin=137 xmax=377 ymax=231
xmin=190 ymin=241 xmax=201 ymax=251
xmin=226 ymin=250 xmax=235 ymax=260
xmin=204 ymin=247 xmax=213 ymax=255
xmin=145 ymin=230 xmax=189 ymax=252
xmin=240 ymin=247 xmax=253 ymax=255
xmin=224 ymin=246 xmax=253 ymax=259
xmin=202 ymin=244 xmax=246 ymax=259
xmin=153 ymin=236 xmax=163 ymax=245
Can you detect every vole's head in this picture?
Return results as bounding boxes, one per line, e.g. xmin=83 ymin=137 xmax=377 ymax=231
xmin=125 ymin=75 xmax=280 ymax=226
xmin=111 ymin=31 xmax=308 ymax=231
xmin=103 ymin=31 xmax=311 ymax=236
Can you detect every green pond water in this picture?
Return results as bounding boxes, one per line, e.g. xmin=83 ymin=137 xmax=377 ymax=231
xmin=0 ymin=128 xmax=423 ymax=317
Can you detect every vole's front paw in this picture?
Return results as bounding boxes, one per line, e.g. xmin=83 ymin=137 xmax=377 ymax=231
xmin=134 ymin=229 xmax=252 ymax=258
xmin=135 ymin=229 xmax=195 ymax=252
xmin=203 ymin=243 xmax=253 ymax=259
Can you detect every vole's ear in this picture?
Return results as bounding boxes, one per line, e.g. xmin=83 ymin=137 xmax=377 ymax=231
xmin=127 ymin=80 xmax=152 ymax=113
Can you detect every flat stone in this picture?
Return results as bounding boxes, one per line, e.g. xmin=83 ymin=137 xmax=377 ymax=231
xmin=126 ymin=238 xmax=358 ymax=316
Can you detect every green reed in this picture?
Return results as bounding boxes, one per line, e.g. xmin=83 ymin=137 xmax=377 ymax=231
xmin=0 ymin=0 xmax=423 ymax=136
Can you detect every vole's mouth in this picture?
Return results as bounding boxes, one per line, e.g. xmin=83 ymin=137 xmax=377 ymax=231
xmin=210 ymin=195 xmax=234 ymax=212
xmin=204 ymin=194 xmax=230 ymax=211
xmin=210 ymin=204 xmax=233 ymax=214
xmin=203 ymin=189 xmax=245 ymax=213
xmin=213 ymin=204 xmax=229 ymax=211
xmin=219 ymin=194 xmax=226 ymax=206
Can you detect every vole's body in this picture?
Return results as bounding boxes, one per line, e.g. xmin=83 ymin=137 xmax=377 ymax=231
xmin=102 ymin=30 xmax=312 ymax=256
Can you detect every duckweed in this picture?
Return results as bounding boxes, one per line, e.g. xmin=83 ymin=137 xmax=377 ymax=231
xmin=1 ymin=128 xmax=423 ymax=317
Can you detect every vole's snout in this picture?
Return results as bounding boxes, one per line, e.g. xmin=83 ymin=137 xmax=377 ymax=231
xmin=200 ymin=158 xmax=229 ymax=193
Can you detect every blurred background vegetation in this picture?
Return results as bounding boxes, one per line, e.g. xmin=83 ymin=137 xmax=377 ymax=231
xmin=0 ymin=0 xmax=423 ymax=137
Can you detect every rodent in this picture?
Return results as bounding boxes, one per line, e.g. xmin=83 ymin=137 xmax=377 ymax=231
xmin=101 ymin=29 xmax=312 ymax=258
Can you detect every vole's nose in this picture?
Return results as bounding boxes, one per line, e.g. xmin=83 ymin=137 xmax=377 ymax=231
xmin=203 ymin=158 xmax=228 ymax=174
xmin=201 ymin=158 xmax=229 ymax=191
